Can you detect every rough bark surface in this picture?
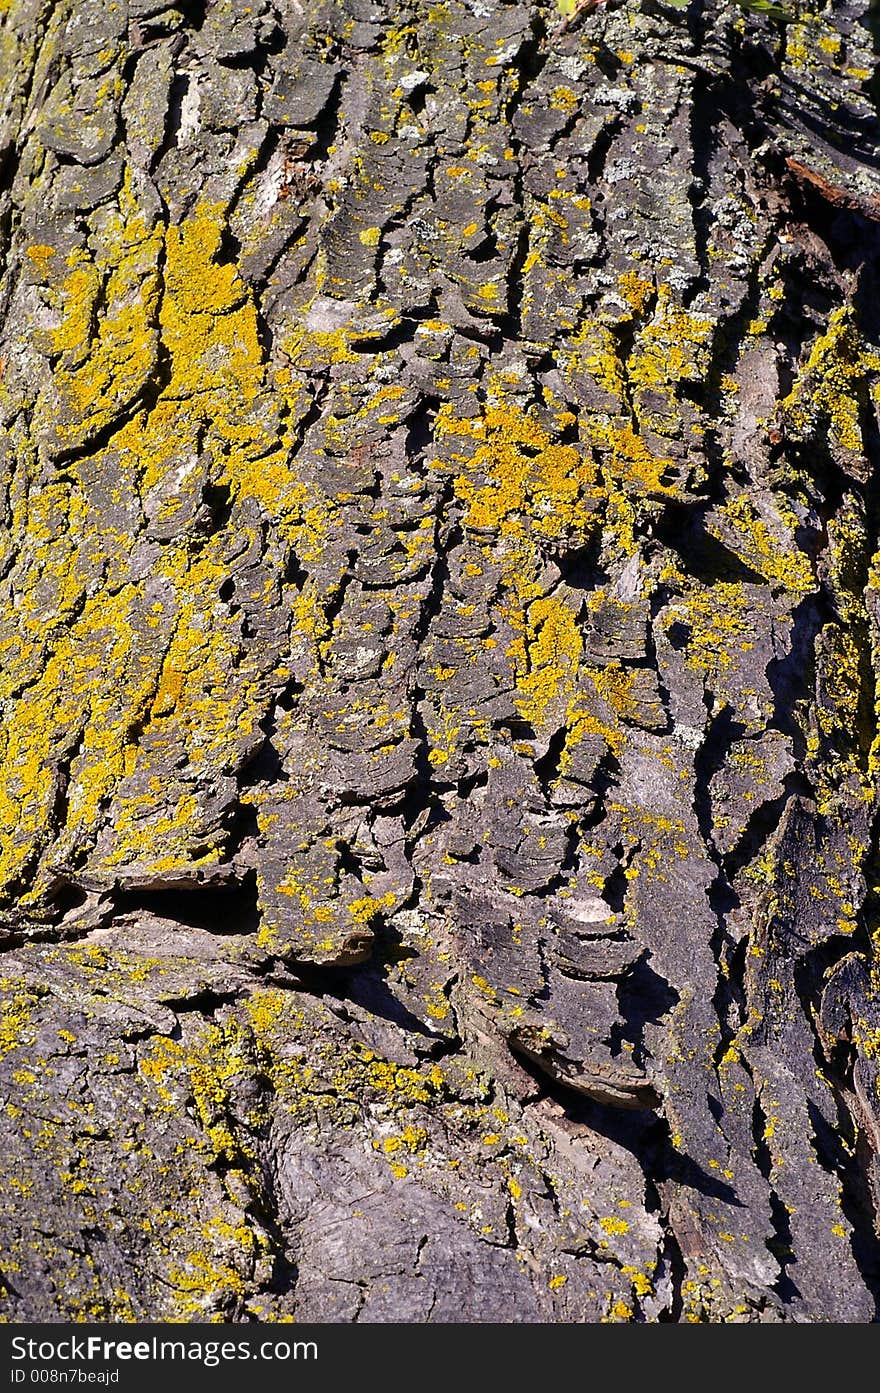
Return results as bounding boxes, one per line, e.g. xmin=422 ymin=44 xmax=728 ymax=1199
xmin=1 ymin=0 xmax=880 ymax=1323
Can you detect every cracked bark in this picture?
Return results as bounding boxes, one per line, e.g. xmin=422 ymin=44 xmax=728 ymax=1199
xmin=1 ymin=0 xmax=880 ymax=1323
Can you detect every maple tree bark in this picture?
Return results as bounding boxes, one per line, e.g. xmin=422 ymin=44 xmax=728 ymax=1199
xmin=1 ymin=0 xmax=880 ymax=1322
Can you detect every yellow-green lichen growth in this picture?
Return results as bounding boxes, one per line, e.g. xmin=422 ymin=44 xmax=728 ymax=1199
xmin=784 ymin=308 xmax=880 ymax=457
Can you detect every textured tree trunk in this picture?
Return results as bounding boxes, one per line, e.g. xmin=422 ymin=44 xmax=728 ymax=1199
xmin=1 ymin=0 xmax=879 ymax=1323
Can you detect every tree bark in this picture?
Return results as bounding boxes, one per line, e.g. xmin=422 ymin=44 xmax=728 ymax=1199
xmin=1 ymin=0 xmax=879 ymax=1322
